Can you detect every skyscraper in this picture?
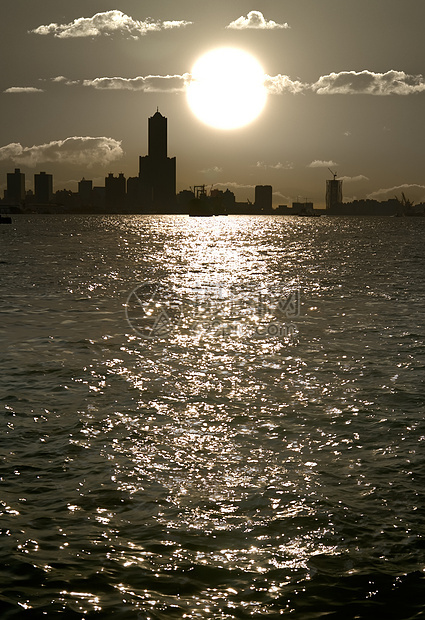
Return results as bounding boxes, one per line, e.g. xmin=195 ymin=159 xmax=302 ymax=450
xmin=34 ymin=171 xmax=53 ymax=204
xmin=105 ymin=173 xmax=126 ymax=210
xmin=6 ymin=168 xmax=25 ymax=204
xmin=78 ymin=178 xmax=93 ymax=207
xmin=255 ymin=185 xmax=273 ymax=213
xmin=139 ymin=110 xmax=176 ymax=211
xmin=326 ymin=178 xmax=343 ymax=210
xmin=148 ymin=110 xmax=167 ymax=160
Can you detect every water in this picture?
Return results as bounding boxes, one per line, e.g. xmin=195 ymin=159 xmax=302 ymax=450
xmin=0 ymin=215 xmax=424 ymax=619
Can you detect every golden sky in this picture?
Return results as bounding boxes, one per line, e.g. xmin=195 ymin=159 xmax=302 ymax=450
xmin=1 ymin=0 xmax=425 ymax=207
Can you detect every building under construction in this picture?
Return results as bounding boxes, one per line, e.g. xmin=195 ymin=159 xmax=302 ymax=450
xmin=326 ymin=170 xmax=343 ymax=210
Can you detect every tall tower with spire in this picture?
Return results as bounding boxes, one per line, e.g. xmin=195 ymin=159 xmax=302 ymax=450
xmin=139 ymin=109 xmax=176 ymax=211
xmin=148 ymin=108 xmax=167 ymax=160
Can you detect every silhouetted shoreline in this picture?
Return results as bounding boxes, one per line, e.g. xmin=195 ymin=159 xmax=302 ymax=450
xmin=2 ymin=112 xmax=425 ymax=217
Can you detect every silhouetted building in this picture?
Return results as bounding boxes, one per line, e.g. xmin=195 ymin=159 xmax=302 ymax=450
xmin=276 ymin=204 xmax=290 ymax=214
xmin=328 ymin=198 xmax=401 ymax=216
xmin=34 ymin=171 xmax=53 ymax=204
xmin=78 ymin=178 xmax=93 ymax=207
xmin=177 ymin=189 xmax=195 ymax=211
xmin=292 ymin=201 xmax=315 ymax=215
xmin=210 ymin=188 xmax=236 ymax=214
xmin=105 ymin=173 xmax=126 ymax=210
xmin=255 ymin=185 xmax=273 ymax=213
xmin=6 ymin=168 xmax=25 ymax=205
xmin=91 ymin=187 xmax=106 ymax=209
xmin=139 ymin=110 xmax=176 ymax=211
xmin=149 ymin=110 xmax=167 ymax=160
xmin=127 ymin=176 xmax=141 ymax=209
xmin=55 ymin=189 xmax=78 ymax=209
xmin=326 ymin=178 xmax=343 ymax=210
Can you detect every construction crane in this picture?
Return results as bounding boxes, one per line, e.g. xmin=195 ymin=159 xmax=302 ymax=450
xmin=328 ymin=168 xmax=338 ymax=180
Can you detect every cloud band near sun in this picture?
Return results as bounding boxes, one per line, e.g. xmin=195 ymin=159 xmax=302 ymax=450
xmin=82 ymin=75 xmax=190 ymax=92
xmin=79 ymin=70 xmax=425 ymax=96
xmin=226 ymin=11 xmax=289 ymax=30
xmin=12 ymin=69 xmax=425 ymax=97
xmin=30 ymin=10 xmax=192 ymax=39
xmin=311 ymin=70 xmax=425 ymax=95
xmin=267 ymin=70 xmax=425 ymax=95
xmin=0 ymin=137 xmax=123 ymax=167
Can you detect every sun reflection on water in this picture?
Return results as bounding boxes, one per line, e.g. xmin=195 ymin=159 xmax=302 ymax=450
xmin=2 ymin=216 xmax=424 ymax=617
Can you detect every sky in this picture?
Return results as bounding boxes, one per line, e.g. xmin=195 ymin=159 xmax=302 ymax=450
xmin=1 ymin=0 xmax=425 ymax=208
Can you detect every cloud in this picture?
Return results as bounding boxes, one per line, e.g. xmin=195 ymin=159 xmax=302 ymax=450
xmin=264 ymin=70 xmax=425 ymax=96
xmin=83 ymin=74 xmax=189 ymax=92
xmin=214 ymin=181 xmax=256 ymax=190
xmin=339 ymin=175 xmax=369 ymax=182
xmin=201 ymin=166 xmax=223 ymax=174
xmin=50 ymin=76 xmax=80 ymax=86
xmin=308 ymin=160 xmax=338 ymax=168
xmin=0 ymin=137 xmax=123 ymax=167
xmin=30 ymin=10 xmax=192 ymax=39
xmin=312 ymin=70 xmax=425 ymax=95
xmin=227 ymin=10 xmax=289 ymax=30
xmin=162 ymin=20 xmax=191 ymax=30
xmin=264 ymin=75 xmax=307 ymax=95
xmin=47 ymin=69 xmax=425 ymax=100
xmin=367 ymin=184 xmax=425 ymax=202
xmin=255 ymin=161 xmax=294 ymax=170
xmin=4 ymin=87 xmax=44 ymax=94
xmin=66 ymin=72 xmax=304 ymax=95
xmin=273 ymin=191 xmax=293 ymax=203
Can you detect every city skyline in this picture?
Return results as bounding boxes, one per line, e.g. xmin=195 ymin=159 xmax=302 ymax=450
xmin=1 ymin=108 xmax=423 ymax=217
xmin=1 ymin=1 xmax=425 ymax=208
xmin=0 ymin=110 xmax=342 ymax=215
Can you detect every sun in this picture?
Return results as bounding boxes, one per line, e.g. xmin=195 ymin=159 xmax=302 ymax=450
xmin=186 ymin=48 xmax=267 ymax=130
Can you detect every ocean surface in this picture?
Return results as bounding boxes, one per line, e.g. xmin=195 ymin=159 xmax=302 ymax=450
xmin=0 ymin=214 xmax=424 ymax=619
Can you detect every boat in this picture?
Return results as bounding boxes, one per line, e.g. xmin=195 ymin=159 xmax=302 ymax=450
xmin=295 ymin=207 xmax=321 ymax=217
xmin=296 ymin=211 xmax=321 ymax=217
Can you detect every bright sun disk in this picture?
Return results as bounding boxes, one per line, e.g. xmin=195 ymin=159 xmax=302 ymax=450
xmin=186 ymin=48 xmax=267 ymax=130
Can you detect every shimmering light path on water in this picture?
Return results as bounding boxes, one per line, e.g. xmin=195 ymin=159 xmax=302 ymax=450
xmin=0 ymin=215 xmax=424 ymax=619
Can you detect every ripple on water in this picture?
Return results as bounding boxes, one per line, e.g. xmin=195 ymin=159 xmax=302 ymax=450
xmin=0 ymin=215 xmax=424 ymax=618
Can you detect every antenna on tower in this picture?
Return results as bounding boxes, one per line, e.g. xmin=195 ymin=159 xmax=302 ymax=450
xmin=328 ymin=168 xmax=338 ymax=180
